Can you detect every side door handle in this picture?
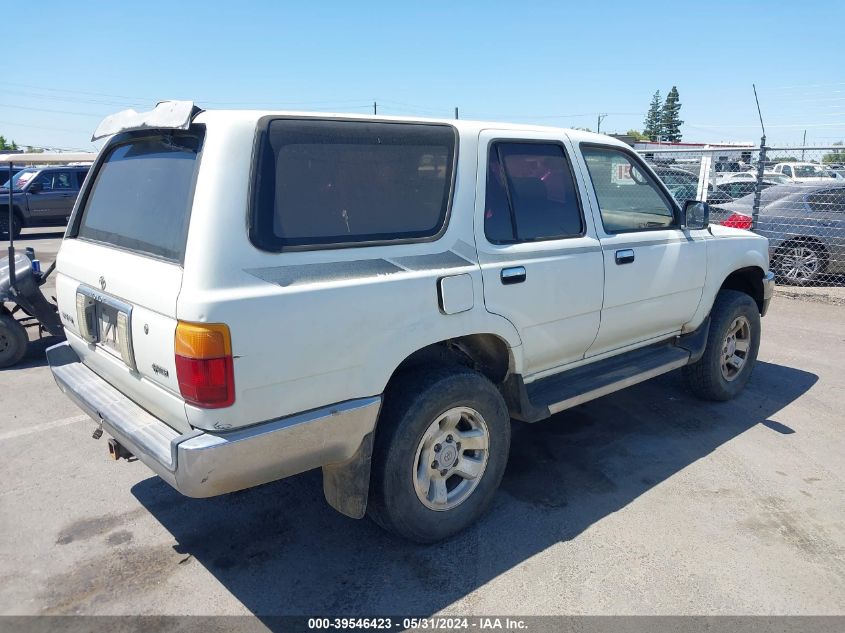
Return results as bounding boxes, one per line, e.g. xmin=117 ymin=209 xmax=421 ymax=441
xmin=615 ymin=249 xmax=635 ymax=265
xmin=501 ymin=266 xmax=526 ymax=285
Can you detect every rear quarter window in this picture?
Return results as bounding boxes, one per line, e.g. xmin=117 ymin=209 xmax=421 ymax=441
xmin=250 ymin=119 xmax=457 ymax=250
xmin=74 ymin=129 xmax=204 ymax=262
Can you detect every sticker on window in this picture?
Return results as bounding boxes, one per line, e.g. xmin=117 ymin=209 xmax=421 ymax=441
xmin=611 ymin=162 xmax=634 ymax=185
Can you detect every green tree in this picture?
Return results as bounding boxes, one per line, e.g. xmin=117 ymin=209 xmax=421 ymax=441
xmin=0 ymin=135 xmax=19 ymax=151
xmin=643 ymin=91 xmax=662 ymax=141
xmin=627 ymin=129 xmax=649 ymax=141
xmin=822 ymin=141 xmax=845 ymax=164
xmin=660 ymin=87 xmax=684 ymax=142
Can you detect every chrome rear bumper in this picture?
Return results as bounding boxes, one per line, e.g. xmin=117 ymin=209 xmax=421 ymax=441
xmin=47 ymin=341 xmax=381 ymax=498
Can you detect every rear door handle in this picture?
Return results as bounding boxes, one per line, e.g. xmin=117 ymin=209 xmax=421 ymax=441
xmin=615 ymin=249 xmax=635 ymax=265
xmin=501 ymin=266 xmax=526 ymax=285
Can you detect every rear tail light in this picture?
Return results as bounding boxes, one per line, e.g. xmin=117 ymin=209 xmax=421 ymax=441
xmin=722 ymin=212 xmax=753 ymax=230
xmin=75 ymin=292 xmax=96 ymax=343
xmin=174 ymin=322 xmax=235 ymax=409
xmin=116 ymin=312 xmax=135 ymax=369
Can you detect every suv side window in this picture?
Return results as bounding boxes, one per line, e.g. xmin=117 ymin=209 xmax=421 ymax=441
xmin=251 ymin=119 xmax=456 ymax=250
xmin=807 ymin=189 xmax=845 ymax=212
xmin=34 ymin=170 xmax=74 ymax=191
xmin=581 ymin=146 xmax=676 ymax=233
xmin=484 ymin=142 xmax=583 ymax=244
xmin=76 ymin=169 xmax=89 ymax=188
xmin=782 ymin=165 xmax=792 ymax=177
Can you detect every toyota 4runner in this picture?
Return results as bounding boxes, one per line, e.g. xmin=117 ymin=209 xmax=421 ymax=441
xmin=47 ymin=102 xmax=774 ymax=542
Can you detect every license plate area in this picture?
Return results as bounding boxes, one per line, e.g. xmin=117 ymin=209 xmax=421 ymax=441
xmin=76 ymin=285 xmax=136 ymax=370
xmin=96 ymin=302 xmax=123 ymax=358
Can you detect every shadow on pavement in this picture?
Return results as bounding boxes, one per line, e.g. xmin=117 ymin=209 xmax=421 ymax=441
xmin=132 ymin=360 xmax=816 ymax=620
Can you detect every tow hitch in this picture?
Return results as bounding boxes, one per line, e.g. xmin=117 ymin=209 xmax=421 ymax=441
xmin=107 ymin=438 xmax=133 ymax=461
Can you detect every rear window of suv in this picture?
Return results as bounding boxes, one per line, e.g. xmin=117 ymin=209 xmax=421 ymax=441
xmin=251 ymin=119 xmax=457 ymax=250
xmin=75 ymin=129 xmax=204 ymax=262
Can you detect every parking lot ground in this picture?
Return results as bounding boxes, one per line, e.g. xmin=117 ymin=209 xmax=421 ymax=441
xmin=1 ymin=229 xmax=844 ymax=617
xmin=775 ymin=284 xmax=845 ymax=306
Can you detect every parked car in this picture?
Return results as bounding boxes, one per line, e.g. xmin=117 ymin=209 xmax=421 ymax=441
xmin=651 ymin=166 xmax=732 ymax=205
xmin=771 ymin=162 xmax=842 ymax=184
xmin=714 ymin=160 xmax=743 ymax=173
xmin=715 ymin=179 xmax=781 ymax=200
xmin=711 ymin=183 xmax=845 ymax=285
xmin=47 ymin=102 xmax=774 ymax=542
xmin=716 ymin=171 xmax=790 ymax=185
xmin=0 ymin=165 xmax=90 ymax=238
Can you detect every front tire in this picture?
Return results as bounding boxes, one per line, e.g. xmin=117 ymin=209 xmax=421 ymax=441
xmin=0 ymin=313 xmax=28 ymax=368
xmin=683 ymin=290 xmax=761 ymax=401
xmin=368 ymin=365 xmax=511 ymax=543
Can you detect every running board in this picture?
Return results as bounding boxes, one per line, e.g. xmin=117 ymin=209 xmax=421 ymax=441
xmin=514 ymin=342 xmax=691 ymax=421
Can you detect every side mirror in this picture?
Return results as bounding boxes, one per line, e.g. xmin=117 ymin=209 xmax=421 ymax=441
xmin=28 ymin=182 xmax=42 ymax=193
xmin=682 ymin=200 xmax=710 ymax=230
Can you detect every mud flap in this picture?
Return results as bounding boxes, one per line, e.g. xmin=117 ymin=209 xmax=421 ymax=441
xmin=321 ymin=431 xmax=374 ymax=519
xmin=676 ymin=317 xmax=711 ymax=364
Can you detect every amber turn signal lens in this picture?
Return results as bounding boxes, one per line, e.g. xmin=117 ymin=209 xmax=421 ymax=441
xmin=175 ymin=322 xmax=232 ymax=359
xmin=175 ymin=322 xmax=235 ymax=409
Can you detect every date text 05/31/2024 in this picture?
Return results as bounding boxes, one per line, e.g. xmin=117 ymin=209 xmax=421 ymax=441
xmin=307 ymin=617 xmax=529 ymax=630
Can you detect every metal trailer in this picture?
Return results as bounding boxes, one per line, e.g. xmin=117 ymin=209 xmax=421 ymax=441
xmin=1 ymin=152 xmax=97 ymax=366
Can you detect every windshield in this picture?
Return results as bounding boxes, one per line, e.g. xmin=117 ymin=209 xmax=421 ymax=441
xmin=1 ymin=169 xmax=37 ymax=190
xmin=794 ymin=165 xmax=825 ymax=177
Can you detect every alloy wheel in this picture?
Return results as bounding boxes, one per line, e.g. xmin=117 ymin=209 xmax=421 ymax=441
xmin=720 ymin=315 xmax=751 ymax=381
xmin=412 ymin=406 xmax=490 ymax=511
xmin=780 ymin=244 xmax=820 ymax=283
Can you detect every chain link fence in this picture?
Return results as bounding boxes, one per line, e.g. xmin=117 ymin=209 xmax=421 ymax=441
xmin=638 ymin=145 xmax=845 ymax=287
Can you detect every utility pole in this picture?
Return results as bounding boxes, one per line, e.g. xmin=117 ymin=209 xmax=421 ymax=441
xmin=454 ymin=107 xmax=459 ymax=120
xmin=373 ymin=101 xmax=377 ymax=115
xmin=597 ymin=113 xmax=607 ymax=134
xmin=801 ymin=129 xmax=806 ymax=161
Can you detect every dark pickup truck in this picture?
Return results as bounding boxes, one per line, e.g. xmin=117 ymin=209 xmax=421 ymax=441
xmin=1 ymin=165 xmax=90 ymax=238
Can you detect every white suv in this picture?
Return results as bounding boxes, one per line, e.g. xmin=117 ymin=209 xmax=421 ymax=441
xmin=48 ymin=102 xmax=774 ymax=542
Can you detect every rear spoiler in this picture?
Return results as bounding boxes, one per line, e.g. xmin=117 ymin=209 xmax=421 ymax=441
xmin=92 ymin=100 xmax=203 ymax=141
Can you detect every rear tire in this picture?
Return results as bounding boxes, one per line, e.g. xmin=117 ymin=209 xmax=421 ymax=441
xmin=368 ymin=365 xmax=510 ymax=543
xmin=0 ymin=212 xmax=22 ymax=240
xmin=0 ymin=313 xmax=28 ymax=368
xmin=683 ymin=290 xmax=760 ymax=401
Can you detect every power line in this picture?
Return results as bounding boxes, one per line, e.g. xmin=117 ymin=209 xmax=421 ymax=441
xmin=0 ymin=102 xmax=104 ymax=118
xmin=0 ymin=119 xmax=92 ymax=134
xmin=0 ymin=82 xmax=382 ymax=109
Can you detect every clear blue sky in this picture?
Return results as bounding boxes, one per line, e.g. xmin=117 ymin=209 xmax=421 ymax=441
xmin=3 ymin=0 xmax=843 ymax=150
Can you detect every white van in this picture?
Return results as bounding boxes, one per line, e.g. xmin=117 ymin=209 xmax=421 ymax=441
xmin=49 ymin=102 xmax=773 ymax=542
